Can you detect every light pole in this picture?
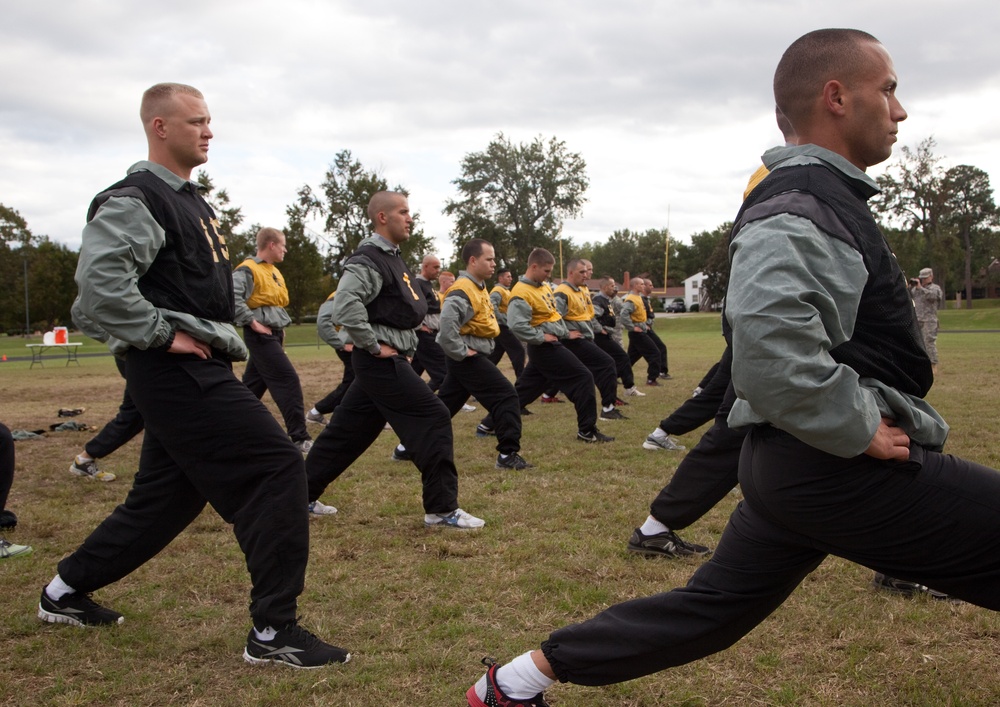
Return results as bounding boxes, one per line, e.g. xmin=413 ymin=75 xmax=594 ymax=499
xmin=22 ymin=250 xmax=30 ymax=338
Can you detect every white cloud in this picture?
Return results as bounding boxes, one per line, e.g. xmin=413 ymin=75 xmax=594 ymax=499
xmin=2 ymin=0 xmax=999 ymax=261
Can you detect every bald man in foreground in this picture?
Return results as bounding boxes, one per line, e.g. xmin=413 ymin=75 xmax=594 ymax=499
xmin=465 ymin=29 xmax=1000 ymax=705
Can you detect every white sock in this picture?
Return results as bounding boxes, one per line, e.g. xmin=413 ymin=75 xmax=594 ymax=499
xmin=639 ymin=515 xmax=670 ymax=536
xmin=45 ymin=574 xmax=76 ymax=601
xmin=309 ymin=407 xmax=321 ymax=416
xmin=649 ymin=427 xmax=668 ymax=441
xmin=499 ymin=453 xmax=511 ymax=460
xmin=254 ymin=626 xmax=278 ymax=641
xmin=477 ymin=652 xmax=554 ymax=700
xmin=395 ymin=444 xmax=406 ymax=454
xmin=603 ymin=405 xmax=615 ymax=413
xmin=76 ymin=453 xmax=94 ymax=463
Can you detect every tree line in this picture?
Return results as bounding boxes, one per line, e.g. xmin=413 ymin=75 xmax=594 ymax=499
xmin=2 ymin=134 xmax=996 ymax=334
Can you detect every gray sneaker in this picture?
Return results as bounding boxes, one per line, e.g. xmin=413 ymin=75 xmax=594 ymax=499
xmin=308 ymin=500 xmax=338 ymax=516
xmin=642 ymin=433 xmax=686 ymax=451
xmin=306 ymin=411 xmax=327 ymax=425
xmin=294 ymin=439 xmax=314 ymax=454
xmin=69 ymin=458 xmax=116 ymax=482
xmin=424 ymin=508 xmax=485 ymax=529
xmin=0 ymin=538 xmax=33 ymax=559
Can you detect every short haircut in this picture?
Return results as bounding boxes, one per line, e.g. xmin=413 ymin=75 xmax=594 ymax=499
xmin=367 ymin=191 xmax=406 ymax=223
xmin=461 ymin=238 xmax=491 ymax=263
xmin=421 ymin=254 xmax=440 ymax=266
xmin=496 ymin=267 xmax=511 ymax=277
xmin=527 ymin=248 xmax=555 ymax=267
xmin=774 ymin=29 xmax=880 ymax=129
xmin=566 ymin=258 xmax=586 ymax=272
xmin=140 ymin=83 xmax=203 ymax=124
xmin=599 ymin=276 xmax=615 ymax=287
xmin=256 ymin=227 xmax=284 ymax=250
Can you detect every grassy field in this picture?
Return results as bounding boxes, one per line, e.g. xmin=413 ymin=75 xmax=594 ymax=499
xmin=1 ymin=314 xmax=998 ymax=706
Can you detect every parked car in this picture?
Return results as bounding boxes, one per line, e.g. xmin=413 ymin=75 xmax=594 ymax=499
xmin=665 ymin=299 xmax=686 ymax=313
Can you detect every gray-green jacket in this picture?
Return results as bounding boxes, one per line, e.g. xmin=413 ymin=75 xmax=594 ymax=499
xmin=330 ymin=235 xmax=419 ymax=356
xmin=75 ymin=161 xmax=246 ymax=360
xmin=437 ymin=271 xmax=495 ymax=360
xmin=726 ymin=144 xmax=948 ymax=458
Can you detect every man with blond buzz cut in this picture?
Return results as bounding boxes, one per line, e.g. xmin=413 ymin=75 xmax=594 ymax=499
xmin=234 ymin=226 xmax=313 ymax=453
xmin=465 ymin=29 xmax=1000 ymax=704
xmin=38 ymin=83 xmax=349 ymax=669
xmin=306 ymin=191 xmax=486 ymax=530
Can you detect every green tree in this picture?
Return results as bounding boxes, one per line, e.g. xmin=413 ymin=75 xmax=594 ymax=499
xmin=444 ymin=133 xmax=589 ymax=270
xmin=585 ymin=228 xmax=679 ymax=286
xmin=27 ymin=238 xmax=78 ymax=327
xmin=942 ymin=165 xmax=998 ymax=306
xmin=196 ymin=171 xmax=255 ymax=263
xmin=281 ymin=201 xmax=326 ymax=322
xmin=690 ymin=222 xmax=734 ymax=309
xmin=298 ymin=150 xmax=432 ymax=278
xmin=871 ymin=137 xmax=955 ymax=290
xmin=1 ymin=204 xmax=38 ymax=332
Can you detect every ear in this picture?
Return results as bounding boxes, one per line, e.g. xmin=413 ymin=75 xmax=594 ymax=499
xmin=152 ymin=117 xmax=168 ymax=139
xmin=822 ymin=80 xmax=848 ymax=116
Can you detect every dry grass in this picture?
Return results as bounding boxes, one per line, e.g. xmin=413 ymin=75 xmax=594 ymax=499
xmin=1 ymin=321 xmax=998 ymax=706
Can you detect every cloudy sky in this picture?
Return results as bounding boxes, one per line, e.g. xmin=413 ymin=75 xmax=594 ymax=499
xmin=3 ymin=1 xmax=998 ymax=261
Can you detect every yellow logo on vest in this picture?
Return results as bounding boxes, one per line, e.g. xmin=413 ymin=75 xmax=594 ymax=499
xmin=402 ymin=273 xmax=420 ymax=301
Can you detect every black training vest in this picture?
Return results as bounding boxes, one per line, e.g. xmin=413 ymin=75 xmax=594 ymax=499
xmin=730 ymin=164 xmax=932 ymax=398
xmin=87 ymin=170 xmax=235 ymax=323
xmin=345 ymin=244 xmax=427 ymax=330
xmin=415 ymin=277 xmax=441 ymax=316
xmin=592 ymin=293 xmax=616 ymax=329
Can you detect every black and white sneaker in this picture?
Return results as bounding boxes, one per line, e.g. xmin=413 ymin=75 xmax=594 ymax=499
xmin=476 ymin=424 xmax=496 ymax=437
xmin=871 ymin=572 xmax=953 ymax=600
xmin=627 ymin=528 xmax=711 ymax=558
xmin=391 ymin=446 xmax=414 ymax=462
xmin=599 ymin=408 xmax=628 ymax=421
xmin=38 ymin=589 xmax=125 ymax=627
xmin=496 ymin=453 xmax=533 ymax=470
xmin=244 ymin=621 xmax=351 ymax=668
xmin=577 ymin=428 xmax=615 ymax=444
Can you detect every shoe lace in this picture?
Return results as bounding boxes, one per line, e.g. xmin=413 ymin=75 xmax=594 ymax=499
xmin=279 ymin=619 xmax=321 ymax=648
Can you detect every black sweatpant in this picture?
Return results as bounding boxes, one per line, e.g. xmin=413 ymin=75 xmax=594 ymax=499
xmin=306 ymin=350 xmax=460 ymax=515
xmin=594 ymin=332 xmax=635 ymax=389
xmin=242 ymin=327 xmax=309 ymax=443
xmin=563 ymin=337 xmax=618 ymax=409
xmin=648 ymin=326 xmax=669 ymax=375
xmin=488 ymin=326 xmax=526 ymax=379
xmin=85 ymin=357 xmax=145 ymax=459
xmin=314 ymin=348 xmax=355 ymax=415
xmin=482 ymin=341 xmax=597 ymax=435
xmin=57 ymin=348 xmax=310 ymax=630
xmin=0 ymin=423 xmax=13 ymax=513
xmin=438 ymin=354 xmax=521 ymax=455
xmin=542 ymin=427 xmax=1000 ymax=685
xmin=658 ymin=346 xmax=732 ymax=436
xmin=649 ymin=381 xmax=746 ymax=530
xmin=626 ymin=330 xmax=661 ymax=382
xmin=411 ymin=329 xmax=447 ymax=392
